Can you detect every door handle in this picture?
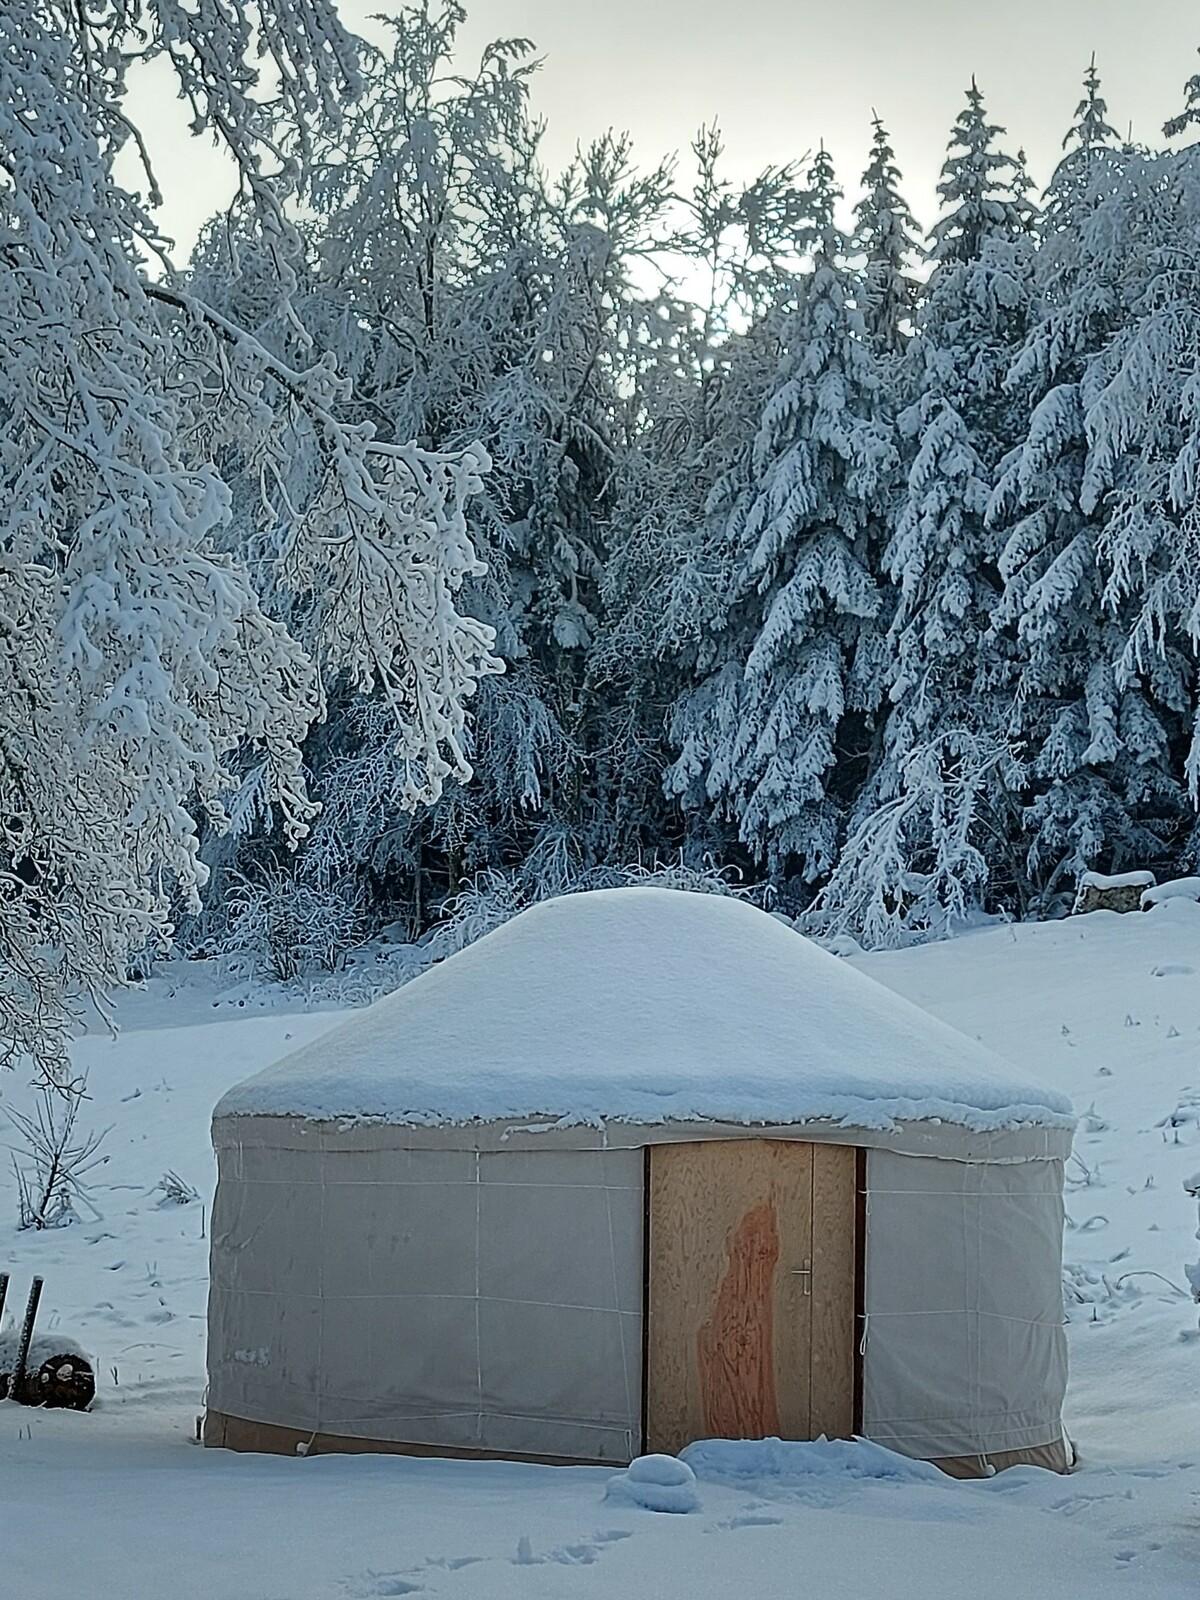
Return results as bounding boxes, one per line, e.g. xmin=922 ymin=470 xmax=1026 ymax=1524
xmin=790 ymin=1261 xmax=812 ymax=1296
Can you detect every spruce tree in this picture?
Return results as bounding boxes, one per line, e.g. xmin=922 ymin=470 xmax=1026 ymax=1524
xmin=1069 ymin=81 xmax=1200 ymax=872
xmin=988 ymin=62 xmax=1180 ymax=900
xmin=607 ymin=132 xmax=815 ymax=869
xmin=681 ymin=148 xmax=896 ymax=882
xmin=854 ymin=115 xmax=921 ymax=357
xmin=929 ymin=79 xmax=1035 ymax=267
xmin=815 ymin=83 xmax=1037 ymax=940
xmin=893 ymin=82 xmax=1037 ymax=707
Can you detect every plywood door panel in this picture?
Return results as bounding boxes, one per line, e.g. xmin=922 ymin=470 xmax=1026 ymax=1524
xmin=809 ymin=1141 xmax=858 ymax=1439
xmin=645 ymin=1140 xmax=816 ymax=1456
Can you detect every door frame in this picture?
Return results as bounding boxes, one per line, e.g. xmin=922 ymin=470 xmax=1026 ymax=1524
xmin=638 ymin=1139 xmax=866 ymax=1453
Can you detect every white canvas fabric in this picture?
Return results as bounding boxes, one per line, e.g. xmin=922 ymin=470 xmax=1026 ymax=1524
xmin=207 ymin=1125 xmax=1072 ymax=1468
xmin=207 ymin=1133 xmax=644 ymax=1463
xmin=861 ymin=1149 xmax=1069 ymax=1463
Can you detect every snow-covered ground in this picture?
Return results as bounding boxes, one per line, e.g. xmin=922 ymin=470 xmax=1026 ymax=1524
xmin=1 ymin=906 xmax=1198 ymax=1597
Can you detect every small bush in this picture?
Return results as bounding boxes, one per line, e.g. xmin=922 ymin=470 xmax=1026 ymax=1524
xmin=221 ymin=872 xmax=367 ymax=983
xmin=6 ymin=1089 xmax=109 ymax=1230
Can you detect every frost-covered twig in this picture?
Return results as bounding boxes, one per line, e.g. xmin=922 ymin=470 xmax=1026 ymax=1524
xmin=5 ymin=1090 xmax=110 ymax=1230
xmin=156 ymin=1170 xmax=200 ymax=1207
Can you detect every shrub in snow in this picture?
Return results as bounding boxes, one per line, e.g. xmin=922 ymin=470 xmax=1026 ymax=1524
xmin=221 ymin=873 xmax=367 ymax=984
xmin=803 ymin=732 xmax=1017 ymax=949
xmin=156 ymin=1171 xmax=199 ymax=1207
xmin=604 ymin=1454 xmax=699 ymax=1514
xmin=6 ymin=1090 xmax=109 ymax=1230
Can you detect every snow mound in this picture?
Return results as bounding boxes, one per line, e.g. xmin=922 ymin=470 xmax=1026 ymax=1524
xmin=1141 ymin=877 xmax=1200 ymax=909
xmin=216 ymin=889 xmax=1073 ymax=1146
xmin=1079 ymin=871 xmax=1156 ymax=891
xmin=605 ymin=1453 xmax=699 ymax=1513
xmin=680 ymin=1436 xmax=944 ymax=1486
xmin=0 ymin=1330 xmax=91 ymax=1373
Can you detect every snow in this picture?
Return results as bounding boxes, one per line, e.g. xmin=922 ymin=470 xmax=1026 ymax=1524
xmin=2 ymin=904 xmax=1200 ymax=1598
xmin=1141 ymin=877 xmax=1200 ymax=908
xmin=2 ymin=1429 xmax=1194 ymax=1599
xmin=605 ymin=1453 xmax=699 ymax=1513
xmin=215 ymin=889 xmax=1074 ymax=1144
xmin=1079 ymin=871 xmax=1157 ymax=890
xmin=680 ymin=1435 xmax=945 ymax=1485
xmin=0 ymin=1330 xmax=91 ymax=1372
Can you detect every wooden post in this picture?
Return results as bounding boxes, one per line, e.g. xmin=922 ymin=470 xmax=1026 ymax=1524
xmin=12 ymin=1275 xmax=43 ymax=1397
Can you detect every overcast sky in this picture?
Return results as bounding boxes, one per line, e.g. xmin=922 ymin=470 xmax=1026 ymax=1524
xmin=136 ymin=0 xmax=1198 ymax=254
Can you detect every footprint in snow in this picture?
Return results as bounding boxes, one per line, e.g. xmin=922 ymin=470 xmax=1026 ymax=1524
xmin=512 ymin=1536 xmax=607 ymax=1566
xmin=702 ymin=1512 xmax=786 ymax=1535
xmin=345 ymin=1574 xmax=423 ymax=1597
xmin=551 ymin=1544 xmax=601 ymax=1565
xmin=1049 ymin=1493 xmax=1114 ymax=1518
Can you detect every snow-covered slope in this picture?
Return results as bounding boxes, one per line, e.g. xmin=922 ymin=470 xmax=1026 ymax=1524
xmin=0 ymin=979 xmax=344 ymax=1445
xmin=0 ymin=904 xmax=1197 ymax=1599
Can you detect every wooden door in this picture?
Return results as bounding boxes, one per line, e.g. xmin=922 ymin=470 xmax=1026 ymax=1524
xmin=645 ymin=1139 xmax=856 ymax=1456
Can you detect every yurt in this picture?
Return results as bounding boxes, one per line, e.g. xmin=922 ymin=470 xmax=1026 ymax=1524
xmin=205 ymin=888 xmax=1076 ymax=1477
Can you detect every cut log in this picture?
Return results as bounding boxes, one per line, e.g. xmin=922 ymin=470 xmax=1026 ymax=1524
xmin=1072 ymin=871 xmax=1156 ymax=916
xmin=0 ymin=1326 xmax=95 ymax=1409
xmin=24 ymin=1353 xmax=96 ymax=1409
xmin=0 ymin=1353 xmax=96 ymax=1410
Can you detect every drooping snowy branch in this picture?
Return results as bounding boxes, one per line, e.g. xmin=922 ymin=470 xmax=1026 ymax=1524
xmin=0 ymin=0 xmax=500 ymax=1081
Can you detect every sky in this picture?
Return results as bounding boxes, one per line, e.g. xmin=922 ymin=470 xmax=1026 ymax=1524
xmin=133 ymin=0 xmax=1198 ymax=256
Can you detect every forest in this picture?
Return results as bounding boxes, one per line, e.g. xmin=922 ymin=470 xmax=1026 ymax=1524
xmin=8 ymin=0 xmax=1200 ymax=1078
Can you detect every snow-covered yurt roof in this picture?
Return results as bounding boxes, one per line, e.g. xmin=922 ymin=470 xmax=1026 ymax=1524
xmin=215 ymin=889 xmax=1075 ymax=1160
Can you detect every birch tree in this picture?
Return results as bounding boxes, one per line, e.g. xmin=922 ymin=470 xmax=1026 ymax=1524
xmin=0 ymin=0 xmax=500 ymax=1080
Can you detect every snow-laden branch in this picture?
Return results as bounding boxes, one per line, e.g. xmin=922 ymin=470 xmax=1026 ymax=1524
xmin=0 ymin=0 xmax=499 ymax=1084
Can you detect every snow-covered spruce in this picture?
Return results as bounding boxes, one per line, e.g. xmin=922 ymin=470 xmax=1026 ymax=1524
xmin=806 ymin=82 xmax=1035 ymax=948
xmin=670 ymin=149 xmax=897 ymax=884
